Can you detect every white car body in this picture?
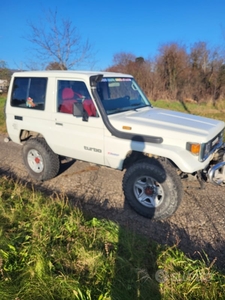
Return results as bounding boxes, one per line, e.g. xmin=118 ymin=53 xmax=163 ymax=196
xmin=5 ymin=70 xmax=225 ymax=184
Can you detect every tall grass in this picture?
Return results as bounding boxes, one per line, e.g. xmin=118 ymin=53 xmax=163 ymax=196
xmin=153 ymin=99 xmax=225 ymax=122
xmin=157 ymin=247 xmax=225 ymax=300
xmin=0 ymin=176 xmax=225 ymax=299
xmin=0 ymin=96 xmax=6 ymax=132
xmin=0 ymin=176 xmax=160 ymax=299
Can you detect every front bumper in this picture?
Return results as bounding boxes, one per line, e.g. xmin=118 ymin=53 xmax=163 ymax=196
xmin=208 ymin=144 xmax=225 ymax=186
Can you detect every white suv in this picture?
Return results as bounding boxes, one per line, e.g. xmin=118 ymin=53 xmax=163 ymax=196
xmin=5 ymin=70 xmax=225 ymax=219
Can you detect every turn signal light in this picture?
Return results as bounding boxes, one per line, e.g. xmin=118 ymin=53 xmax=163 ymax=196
xmin=187 ymin=142 xmax=201 ymax=155
xmin=122 ymin=126 xmax=132 ymax=130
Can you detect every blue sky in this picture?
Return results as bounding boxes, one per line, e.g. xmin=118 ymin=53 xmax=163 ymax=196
xmin=1 ymin=0 xmax=225 ymax=70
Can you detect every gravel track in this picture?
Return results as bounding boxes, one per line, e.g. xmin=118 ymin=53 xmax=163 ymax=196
xmin=0 ymin=133 xmax=225 ymax=270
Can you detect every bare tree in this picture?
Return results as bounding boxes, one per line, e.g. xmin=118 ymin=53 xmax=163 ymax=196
xmin=190 ymin=42 xmax=209 ymax=72
xmin=156 ymin=43 xmax=189 ymax=100
xmin=112 ymin=52 xmax=136 ymax=67
xmin=25 ymin=9 xmax=95 ymax=70
xmin=0 ymin=60 xmax=11 ymax=80
xmin=107 ymin=42 xmax=225 ymax=103
xmin=106 ymin=52 xmax=154 ymax=98
xmin=106 ymin=52 xmax=136 ymax=73
xmin=188 ymin=42 xmax=224 ymax=102
xmin=45 ymin=61 xmax=67 ymax=70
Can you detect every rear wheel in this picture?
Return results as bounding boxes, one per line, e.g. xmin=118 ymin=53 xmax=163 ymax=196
xmin=22 ymin=138 xmax=60 ymax=181
xmin=123 ymin=158 xmax=183 ymax=220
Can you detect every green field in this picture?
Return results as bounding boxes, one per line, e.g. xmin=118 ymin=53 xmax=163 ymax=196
xmin=152 ymin=99 xmax=225 ymax=122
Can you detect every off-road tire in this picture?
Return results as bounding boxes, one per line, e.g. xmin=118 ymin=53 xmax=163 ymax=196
xmin=22 ymin=138 xmax=60 ymax=181
xmin=123 ymin=158 xmax=183 ymax=220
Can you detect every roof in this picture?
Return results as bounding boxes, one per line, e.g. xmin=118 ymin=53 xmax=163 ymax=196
xmin=12 ymin=70 xmax=133 ymax=79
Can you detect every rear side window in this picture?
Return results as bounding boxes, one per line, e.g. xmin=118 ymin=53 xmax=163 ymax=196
xmin=11 ymin=77 xmax=47 ymax=110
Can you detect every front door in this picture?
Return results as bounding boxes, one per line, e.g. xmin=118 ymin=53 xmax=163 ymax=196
xmin=49 ymin=79 xmax=104 ymax=165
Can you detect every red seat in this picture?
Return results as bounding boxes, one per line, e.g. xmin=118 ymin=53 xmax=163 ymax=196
xmin=60 ymin=88 xmax=96 ymax=116
xmin=83 ymin=99 xmax=96 ymax=116
xmin=60 ymin=88 xmax=78 ymax=114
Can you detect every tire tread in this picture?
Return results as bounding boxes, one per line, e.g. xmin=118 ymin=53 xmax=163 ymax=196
xmin=22 ymin=138 xmax=60 ymax=181
xmin=123 ymin=158 xmax=183 ymax=220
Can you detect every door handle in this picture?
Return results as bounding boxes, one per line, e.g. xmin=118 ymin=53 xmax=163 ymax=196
xmin=55 ymin=122 xmax=63 ymax=126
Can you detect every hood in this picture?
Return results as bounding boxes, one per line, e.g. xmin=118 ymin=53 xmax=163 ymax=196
xmin=109 ymin=107 xmax=225 ymax=142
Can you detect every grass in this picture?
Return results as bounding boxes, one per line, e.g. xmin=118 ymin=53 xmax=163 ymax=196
xmin=152 ymin=99 xmax=225 ymax=123
xmin=0 ymin=95 xmax=6 ymax=133
xmin=0 ymin=176 xmax=225 ymax=299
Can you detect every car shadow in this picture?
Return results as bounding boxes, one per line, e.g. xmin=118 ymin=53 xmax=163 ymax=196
xmin=58 ymin=157 xmax=76 ymax=175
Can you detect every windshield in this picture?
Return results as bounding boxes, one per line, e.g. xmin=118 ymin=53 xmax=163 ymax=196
xmin=97 ymin=77 xmax=151 ymax=115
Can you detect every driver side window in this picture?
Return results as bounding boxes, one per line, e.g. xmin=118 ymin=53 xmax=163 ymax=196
xmin=57 ymin=80 xmax=97 ymax=116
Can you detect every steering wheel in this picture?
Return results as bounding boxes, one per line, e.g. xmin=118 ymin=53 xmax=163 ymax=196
xmin=124 ymin=95 xmax=130 ymax=101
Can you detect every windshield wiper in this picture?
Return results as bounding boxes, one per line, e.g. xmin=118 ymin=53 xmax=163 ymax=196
xmin=130 ymin=102 xmax=142 ymax=106
xmin=132 ymin=104 xmax=150 ymax=110
xmin=108 ymin=105 xmax=150 ymax=115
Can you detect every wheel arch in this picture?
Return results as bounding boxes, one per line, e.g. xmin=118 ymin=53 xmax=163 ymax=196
xmin=122 ymin=150 xmax=179 ymax=171
xmin=22 ymin=136 xmax=60 ymax=181
xmin=19 ymin=129 xmax=44 ymax=143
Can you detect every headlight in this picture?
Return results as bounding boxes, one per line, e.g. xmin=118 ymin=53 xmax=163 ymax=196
xmin=201 ymin=131 xmax=224 ymax=161
xmin=203 ymin=141 xmax=212 ymax=158
xmin=186 ymin=129 xmax=224 ymax=161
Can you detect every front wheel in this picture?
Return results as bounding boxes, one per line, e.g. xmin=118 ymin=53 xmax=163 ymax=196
xmin=122 ymin=158 xmax=183 ymax=220
xmin=22 ymin=138 xmax=60 ymax=181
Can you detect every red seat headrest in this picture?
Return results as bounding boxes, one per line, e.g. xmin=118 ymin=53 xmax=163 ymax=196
xmin=62 ymin=88 xmax=74 ymax=100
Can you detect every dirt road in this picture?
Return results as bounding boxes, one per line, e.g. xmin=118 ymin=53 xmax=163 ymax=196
xmin=0 ymin=133 xmax=225 ymax=270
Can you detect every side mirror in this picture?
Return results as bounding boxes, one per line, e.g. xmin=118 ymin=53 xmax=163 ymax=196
xmin=73 ymin=102 xmax=83 ymax=117
xmin=73 ymin=102 xmax=89 ymax=122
